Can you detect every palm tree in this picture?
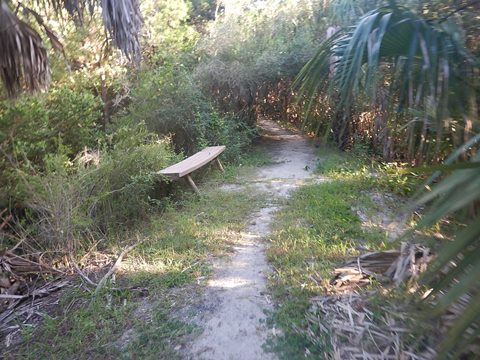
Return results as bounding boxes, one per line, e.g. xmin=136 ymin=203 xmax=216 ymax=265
xmin=0 ymin=1 xmax=49 ymax=97
xmin=0 ymin=0 xmax=142 ymax=97
xmin=294 ymin=2 xmax=479 ymax=358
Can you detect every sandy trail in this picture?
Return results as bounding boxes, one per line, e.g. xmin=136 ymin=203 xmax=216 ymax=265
xmin=188 ymin=119 xmax=319 ymax=360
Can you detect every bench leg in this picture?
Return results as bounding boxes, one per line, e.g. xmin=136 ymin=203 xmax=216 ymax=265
xmin=185 ymin=175 xmax=201 ymax=195
xmin=215 ymin=157 xmax=225 ymax=172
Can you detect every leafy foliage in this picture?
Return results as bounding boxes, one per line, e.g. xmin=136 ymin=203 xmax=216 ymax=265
xmin=0 ymin=87 xmax=102 ymax=207
xmin=0 ymin=0 xmax=143 ymax=96
xmin=120 ymin=64 xmax=254 ymax=159
xmin=196 ymin=0 xmax=326 ymax=124
xmin=294 ymin=2 xmax=480 ymax=357
xmin=20 ymin=121 xmax=179 ymax=252
xmin=295 ymin=4 xmax=478 ymax=161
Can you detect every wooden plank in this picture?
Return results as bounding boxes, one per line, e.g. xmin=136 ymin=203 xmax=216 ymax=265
xmin=158 ymin=146 xmax=226 ymax=178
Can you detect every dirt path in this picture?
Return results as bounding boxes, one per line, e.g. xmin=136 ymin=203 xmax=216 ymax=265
xmin=188 ymin=119 xmax=319 ymax=360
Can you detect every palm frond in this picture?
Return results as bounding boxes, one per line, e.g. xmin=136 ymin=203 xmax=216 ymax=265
xmin=45 ymin=0 xmax=143 ymax=60
xmin=19 ymin=4 xmax=64 ymax=53
xmin=294 ymin=4 xmax=480 ymax=358
xmin=0 ymin=0 xmax=143 ymax=95
xmin=100 ymin=0 xmax=143 ymax=62
xmin=0 ymin=1 xmax=50 ymax=97
xmin=295 ymin=5 xmax=477 ymax=156
xmin=415 ymin=151 xmax=480 ymax=359
xmin=46 ymin=0 xmax=143 ymax=61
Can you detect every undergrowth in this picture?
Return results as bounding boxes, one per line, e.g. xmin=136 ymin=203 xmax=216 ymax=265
xmin=266 ymin=147 xmax=419 ymax=358
xmin=317 ymin=146 xmax=422 ymax=195
xmin=7 ymin=184 xmax=266 ymax=359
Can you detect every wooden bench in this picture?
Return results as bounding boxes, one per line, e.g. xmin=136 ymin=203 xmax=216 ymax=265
xmin=158 ymin=146 xmax=226 ymax=195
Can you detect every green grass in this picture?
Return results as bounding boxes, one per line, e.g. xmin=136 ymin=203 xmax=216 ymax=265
xmin=120 ymin=304 xmax=195 ymax=360
xmin=266 ymin=148 xmax=415 ymax=359
xmin=13 ymin=285 xmax=195 ymax=360
xmin=8 ymin=168 xmax=266 ymax=359
xmin=317 ymin=146 xmax=422 ymax=195
xmin=125 ymin=188 xmax=267 ymax=288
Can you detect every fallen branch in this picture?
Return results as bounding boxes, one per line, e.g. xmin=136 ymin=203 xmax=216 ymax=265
xmin=0 ymin=294 xmax=25 ymax=300
xmin=94 ymin=238 xmax=145 ymax=296
xmin=1 ymin=250 xmax=64 ymax=275
xmin=0 ymin=279 xmax=70 ymax=332
xmin=69 ymin=256 xmax=97 ymax=287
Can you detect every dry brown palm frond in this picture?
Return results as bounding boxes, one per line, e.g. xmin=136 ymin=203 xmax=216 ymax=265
xmin=41 ymin=0 xmax=95 ymax=22
xmin=45 ymin=0 xmax=142 ymax=60
xmin=0 ymin=1 xmax=50 ymax=97
xmin=306 ymin=294 xmax=437 ymax=360
xmin=331 ymin=243 xmax=432 ymax=290
xmin=0 ymin=0 xmax=142 ymax=97
xmin=19 ymin=4 xmax=64 ymax=53
xmin=100 ymin=0 xmax=142 ymax=62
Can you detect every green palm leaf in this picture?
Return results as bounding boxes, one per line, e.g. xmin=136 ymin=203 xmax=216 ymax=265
xmin=294 ymin=3 xmax=479 ymax=358
xmin=295 ymin=4 xmax=477 ymax=151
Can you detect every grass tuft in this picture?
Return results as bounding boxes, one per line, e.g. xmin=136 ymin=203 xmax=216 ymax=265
xmin=8 ymin=176 xmax=266 ymax=359
xmin=266 ymin=149 xmax=412 ymax=358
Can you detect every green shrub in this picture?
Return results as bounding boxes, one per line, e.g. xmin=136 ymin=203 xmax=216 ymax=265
xmin=193 ymin=111 xmax=255 ymax=162
xmin=46 ymin=87 xmax=102 ymax=154
xmin=20 ymin=122 xmax=179 ymax=253
xmin=0 ymin=87 xmax=102 ymax=207
xmin=122 ymin=65 xmax=209 ymax=153
xmin=91 ymin=121 xmax=180 ymax=230
xmin=0 ymin=96 xmax=51 ymax=166
xmin=120 ymin=65 xmax=254 ymax=161
xmin=0 ymin=87 xmax=101 ymax=164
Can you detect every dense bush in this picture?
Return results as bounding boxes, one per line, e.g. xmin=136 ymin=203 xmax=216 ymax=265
xmin=92 ymin=120 xmax=180 ymax=229
xmin=195 ymin=0 xmax=325 ymax=125
xmin=193 ymin=111 xmax=255 ymax=162
xmin=0 ymin=87 xmax=102 ymax=208
xmin=21 ymin=121 xmax=179 ymax=252
xmin=1 ymin=0 xmax=259 ymax=254
xmin=123 ymin=65 xmax=209 ymax=153
xmin=120 ymin=64 xmax=254 ymax=161
xmin=45 ymin=87 xmax=103 ymax=153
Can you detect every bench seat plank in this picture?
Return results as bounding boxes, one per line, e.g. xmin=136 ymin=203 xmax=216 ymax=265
xmin=158 ymin=146 xmax=226 ymax=179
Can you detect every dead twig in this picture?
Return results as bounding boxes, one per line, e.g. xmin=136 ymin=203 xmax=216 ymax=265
xmin=0 ymin=294 xmax=25 ymax=300
xmin=0 ymin=210 xmax=13 ymax=230
xmin=69 ymin=255 xmax=97 ymax=287
xmin=94 ymin=238 xmax=145 ymax=296
xmin=0 ymin=279 xmax=69 ymax=332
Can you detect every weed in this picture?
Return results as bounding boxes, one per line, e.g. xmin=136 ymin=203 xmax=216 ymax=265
xmin=317 ymin=146 xmax=422 ymax=195
xmin=9 ymin=178 xmax=265 ymax=359
xmin=121 ymin=304 xmax=196 ymax=360
xmin=267 ymin=150 xmax=409 ymax=358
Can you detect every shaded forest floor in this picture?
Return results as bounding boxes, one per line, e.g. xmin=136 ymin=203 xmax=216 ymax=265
xmin=2 ymin=120 xmax=443 ymax=359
